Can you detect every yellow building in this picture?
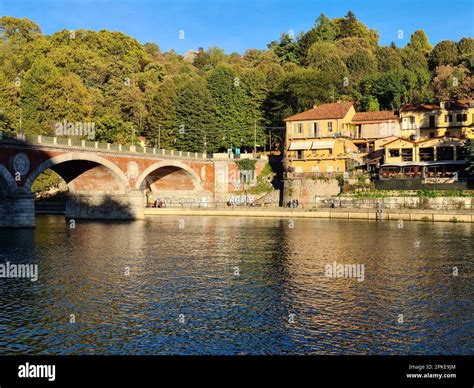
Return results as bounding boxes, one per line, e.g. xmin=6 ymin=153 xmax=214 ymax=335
xmin=399 ymin=99 xmax=474 ymax=140
xmin=284 ymin=102 xmax=361 ymax=173
xmin=380 ymin=136 xmax=467 ymax=180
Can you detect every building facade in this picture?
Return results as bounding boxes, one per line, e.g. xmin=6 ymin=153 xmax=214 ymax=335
xmin=399 ymin=99 xmax=474 ymax=140
xmin=284 ymin=102 xmax=361 ymax=173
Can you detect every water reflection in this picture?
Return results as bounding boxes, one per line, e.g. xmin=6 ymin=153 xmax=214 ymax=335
xmin=0 ymin=215 xmax=472 ymax=354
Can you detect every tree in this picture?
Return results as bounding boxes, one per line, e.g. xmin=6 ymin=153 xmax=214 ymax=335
xmin=345 ymin=48 xmax=377 ymax=81
xmin=406 ymin=30 xmax=432 ymax=55
xmin=360 ymin=70 xmax=422 ymax=110
xmin=375 ymin=46 xmax=403 ymax=72
xmin=457 ymin=37 xmax=474 ymax=70
xmin=175 ymin=76 xmax=219 ymax=152
xmin=432 ymin=65 xmax=473 ymax=101
xmin=0 ymin=16 xmax=42 ymax=42
xmin=402 ymin=47 xmax=429 ymax=72
xmin=39 ymin=73 xmax=93 ymax=127
xmin=207 ymin=65 xmax=267 ymax=150
xmin=20 ymin=59 xmax=59 ymax=134
xmin=332 ymin=11 xmax=379 ymax=46
xmin=360 ymin=95 xmax=380 ymax=112
xmin=268 ymin=33 xmax=301 ymax=64
xmin=95 ymin=114 xmax=132 ymax=144
xmin=0 ymin=71 xmax=21 ymax=131
xmin=193 ymin=47 xmax=211 ymax=71
xmin=144 ymin=77 xmax=177 ymax=149
xmin=430 ymin=40 xmax=459 ymax=68
xmin=297 ymin=13 xmax=336 ymax=63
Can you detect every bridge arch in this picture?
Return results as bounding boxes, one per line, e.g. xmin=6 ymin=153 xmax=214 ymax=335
xmin=24 ymin=153 xmax=130 ymax=193
xmin=135 ymin=160 xmax=203 ymax=191
xmin=0 ymin=165 xmax=18 ymax=194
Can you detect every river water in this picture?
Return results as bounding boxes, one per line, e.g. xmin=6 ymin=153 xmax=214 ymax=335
xmin=0 ymin=215 xmax=472 ymax=355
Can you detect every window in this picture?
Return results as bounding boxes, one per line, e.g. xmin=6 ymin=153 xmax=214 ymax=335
xmin=419 ymin=147 xmax=434 ymax=161
xmin=295 ymin=123 xmax=303 ymax=134
xmin=389 ymin=149 xmax=400 ymax=157
xmin=314 ymin=122 xmax=320 ymax=137
xmin=327 ymin=166 xmax=334 ymax=173
xmin=429 ymin=115 xmax=435 ymax=127
xmin=429 ymin=132 xmax=435 ymax=138
xmin=401 ymin=148 xmax=413 ymax=162
xmin=409 ymin=116 xmax=415 ymax=124
xmin=445 ymin=114 xmax=453 ymax=123
xmin=437 ymin=146 xmax=454 ymax=160
xmin=445 ymin=131 xmax=450 ymax=137
xmin=327 ymin=122 xmax=333 ymax=132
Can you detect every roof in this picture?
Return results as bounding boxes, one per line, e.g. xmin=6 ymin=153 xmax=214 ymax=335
xmin=400 ymin=103 xmax=440 ymax=112
xmin=284 ymin=102 xmax=353 ymax=122
xmin=352 ymin=111 xmax=399 ymax=123
xmin=400 ymin=99 xmax=474 ymax=112
xmin=447 ymin=99 xmax=474 ymax=110
xmin=382 ymin=135 xmax=463 ymax=148
xmin=381 ymin=136 xmax=417 ymax=147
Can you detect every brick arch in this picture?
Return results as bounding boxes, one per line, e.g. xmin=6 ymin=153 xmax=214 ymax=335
xmin=24 ymin=153 xmax=130 ymax=192
xmin=0 ymin=164 xmax=17 ymax=193
xmin=135 ymin=160 xmax=203 ymax=191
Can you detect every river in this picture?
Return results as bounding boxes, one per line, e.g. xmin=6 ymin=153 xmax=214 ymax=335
xmin=0 ymin=215 xmax=472 ymax=355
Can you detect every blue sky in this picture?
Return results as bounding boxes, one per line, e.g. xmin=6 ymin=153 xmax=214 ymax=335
xmin=1 ymin=0 xmax=473 ymax=54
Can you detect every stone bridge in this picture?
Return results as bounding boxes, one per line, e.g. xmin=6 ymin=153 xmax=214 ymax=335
xmin=0 ymin=133 xmax=265 ymax=227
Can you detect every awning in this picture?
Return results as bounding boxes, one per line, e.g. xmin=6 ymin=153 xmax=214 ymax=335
xmin=381 ymin=160 xmax=466 ymax=168
xmin=289 ymin=141 xmax=312 ymax=150
xmin=311 ymin=140 xmax=335 ymax=149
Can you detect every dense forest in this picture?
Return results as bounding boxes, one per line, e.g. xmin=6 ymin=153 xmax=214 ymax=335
xmin=0 ymin=12 xmax=473 ymax=153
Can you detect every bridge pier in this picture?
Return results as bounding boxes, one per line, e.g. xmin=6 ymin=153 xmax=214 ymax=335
xmin=65 ymin=191 xmax=145 ymax=220
xmin=0 ymin=191 xmax=35 ymax=228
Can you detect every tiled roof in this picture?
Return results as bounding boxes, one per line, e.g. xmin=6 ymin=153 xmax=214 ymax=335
xmin=284 ymin=102 xmax=353 ymax=121
xmin=352 ymin=111 xmax=398 ymax=123
xmin=448 ymin=99 xmax=473 ymax=110
xmin=400 ymin=103 xmax=440 ymax=112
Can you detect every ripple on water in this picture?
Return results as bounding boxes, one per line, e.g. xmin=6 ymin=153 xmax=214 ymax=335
xmin=0 ymin=216 xmax=472 ymax=355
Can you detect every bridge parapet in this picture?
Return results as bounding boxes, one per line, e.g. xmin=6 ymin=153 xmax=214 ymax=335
xmin=0 ymin=131 xmax=211 ymax=160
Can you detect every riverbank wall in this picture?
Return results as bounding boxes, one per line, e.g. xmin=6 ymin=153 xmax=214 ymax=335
xmin=143 ymin=207 xmax=474 ymax=223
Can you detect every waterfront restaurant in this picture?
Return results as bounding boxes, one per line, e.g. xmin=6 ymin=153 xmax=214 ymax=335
xmin=379 ymin=136 xmax=467 ymax=182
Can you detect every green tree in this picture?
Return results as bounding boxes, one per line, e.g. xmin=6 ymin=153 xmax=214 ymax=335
xmin=94 ymin=114 xmax=131 ymax=144
xmin=406 ymin=30 xmax=432 ymax=55
xmin=430 ymin=40 xmax=459 ymax=68
xmin=457 ymin=37 xmax=474 ymax=70
xmin=20 ymin=59 xmax=59 ymax=134
xmin=175 ymin=76 xmax=219 ymax=152
xmin=39 ymin=73 xmax=93 ymax=129
xmin=0 ymin=16 xmax=42 ymax=42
